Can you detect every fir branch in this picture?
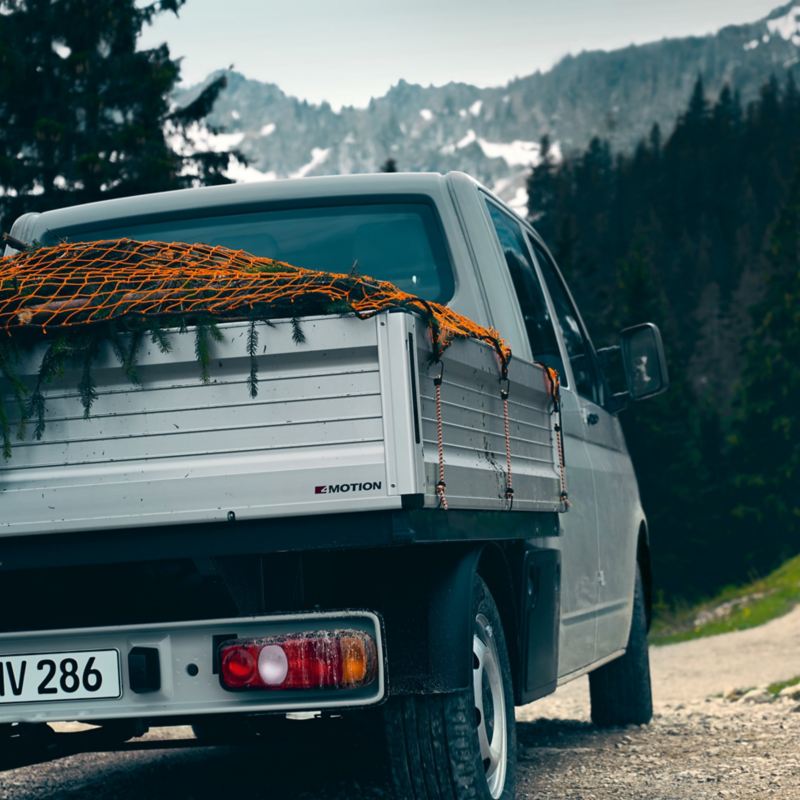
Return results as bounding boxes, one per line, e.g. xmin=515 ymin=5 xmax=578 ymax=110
xmin=247 ymin=319 xmax=259 ymax=398
xmin=0 ymin=396 xmax=11 ymax=460
xmin=208 ymin=318 xmax=225 ymax=343
xmin=147 ymin=320 xmax=172 ymax=354
xmin=107 ymin=322 xmax=128 ymax=367
xmin=28 ymin=336 xmax=70 ymax=440
xmin=0 ymin=339 xmax=27 ymax=404
xmin=291 ymin=316 xmax=306 ymax=345
xmin=194 ymin=320 xmax=212 ymax=383
xmin=78 ymin=335 xmax=100 ymax=419
xmin=121 ymin=328 xmax=144 ymax=386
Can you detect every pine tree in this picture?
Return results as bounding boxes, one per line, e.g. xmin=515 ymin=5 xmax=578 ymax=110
xmin=729 ymin=169 xmax=800 ymax=570
xmin=0 ymin=0 xmax=237 ymax=230
xmin=526 ymin=135 xmax=557 ymax=224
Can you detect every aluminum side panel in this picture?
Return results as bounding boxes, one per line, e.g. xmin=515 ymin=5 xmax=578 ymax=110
xmin=417 ymin=324 xmax=561 ymax=512
xmin=0 ymin=316 xmax=396 ymax=535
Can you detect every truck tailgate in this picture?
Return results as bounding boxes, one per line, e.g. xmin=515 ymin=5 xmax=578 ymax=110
xmin=0 ymin=312 xmax=562 ymax=536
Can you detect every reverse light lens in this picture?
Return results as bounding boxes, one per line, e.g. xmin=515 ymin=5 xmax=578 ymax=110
xmin=219 ymin=630 xmax=377 ymax=692
xmin=258 ymin=645 xmax=289 ymax=686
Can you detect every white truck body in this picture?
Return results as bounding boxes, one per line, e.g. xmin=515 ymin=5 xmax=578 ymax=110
xmin=0 ymin=173 xmax=665 ymax=797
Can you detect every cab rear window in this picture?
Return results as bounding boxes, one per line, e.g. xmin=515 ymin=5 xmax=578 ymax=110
xmin=45 ymin=200 xmax=454 ymax=303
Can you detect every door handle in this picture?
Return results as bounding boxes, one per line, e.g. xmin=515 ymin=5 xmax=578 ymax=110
xmin=586 ymin=412 xmax=599 ymax=426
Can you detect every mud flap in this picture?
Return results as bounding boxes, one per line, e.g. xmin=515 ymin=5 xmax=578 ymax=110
xmin=519 ymin=546 xmax=561 ymax=703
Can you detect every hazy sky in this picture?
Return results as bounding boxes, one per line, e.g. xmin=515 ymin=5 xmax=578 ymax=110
xmin=140 ymin=1 xmax=783 ymax=108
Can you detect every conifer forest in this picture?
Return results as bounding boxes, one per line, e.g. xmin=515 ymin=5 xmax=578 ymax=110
xmin=527 ymin=76 xmax=800 ymax=601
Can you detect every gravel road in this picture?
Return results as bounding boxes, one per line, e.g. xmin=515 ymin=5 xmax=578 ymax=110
xmin=2 ymin=607 xmax=799 ymax=799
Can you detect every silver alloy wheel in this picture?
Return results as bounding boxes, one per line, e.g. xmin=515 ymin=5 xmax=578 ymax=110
xmin=473 ymin=612 xmax=508 ymax=798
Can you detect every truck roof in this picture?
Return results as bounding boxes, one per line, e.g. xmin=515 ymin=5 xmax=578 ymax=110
xmin=15 ymin=172 xmax=478 ymax=239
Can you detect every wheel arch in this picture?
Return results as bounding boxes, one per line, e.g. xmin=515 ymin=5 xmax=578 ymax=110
xmin=376 ymin=542 xmax=522 ymax=698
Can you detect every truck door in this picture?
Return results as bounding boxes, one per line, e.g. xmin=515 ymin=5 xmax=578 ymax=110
xmin=526 ymin=237 xmax=638 ymax=662
xmin=482 ymin=200 xmax=600 ymax=677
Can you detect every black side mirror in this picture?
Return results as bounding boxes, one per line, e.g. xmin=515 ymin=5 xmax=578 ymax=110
xmin=620 ymin=323 xmax=669 ymax=401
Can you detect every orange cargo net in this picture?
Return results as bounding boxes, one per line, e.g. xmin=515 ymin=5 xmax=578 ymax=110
xmin=0 ymin=238 xmax=511 ymax=368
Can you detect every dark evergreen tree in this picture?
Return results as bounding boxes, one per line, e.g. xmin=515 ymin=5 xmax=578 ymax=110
xmin=0 ymin=0 xmax=238 ymax=231
xmin=526 ymin=135 xmax=557 ymax=224
xmin=380 ymin=158 xmax=398 ymax=173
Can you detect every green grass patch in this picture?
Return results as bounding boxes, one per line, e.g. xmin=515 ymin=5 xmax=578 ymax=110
xmin=651 ymin=553 xmax=800 ymax=645
xmin=767 ymin=675 xmax=800 ymax=696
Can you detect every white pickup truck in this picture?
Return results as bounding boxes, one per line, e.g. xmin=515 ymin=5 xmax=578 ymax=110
xmin=0 ymin=172 xmax=667 ymax=800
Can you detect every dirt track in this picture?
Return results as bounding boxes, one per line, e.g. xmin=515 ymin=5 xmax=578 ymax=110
xmin=2 ymin=607 xmax=799 ymax=799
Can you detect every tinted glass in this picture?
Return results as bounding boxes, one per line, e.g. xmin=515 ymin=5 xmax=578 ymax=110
xmin=484 ymin=200 xmax=564 ymax=375
xmin=528 ymin=235 xmax=604 ymax=404
xmin=48 ymin=201 xmax=453 ymax=302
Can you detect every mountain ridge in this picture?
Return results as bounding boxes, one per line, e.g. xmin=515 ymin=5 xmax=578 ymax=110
xmin=177 ymin=3 xmax=800 ymax=210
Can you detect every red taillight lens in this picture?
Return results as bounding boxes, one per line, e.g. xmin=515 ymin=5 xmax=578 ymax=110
xmin=220 ymin=646 xmax=258 ymax=688
xmin=219 ymin=630 xmax=377 ymax=691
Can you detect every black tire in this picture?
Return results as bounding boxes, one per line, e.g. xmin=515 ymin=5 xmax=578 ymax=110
xmin=381 ymin=576 xmax=517 ymax=800
xmin=589 ymin=566 xmax=653 ymax=727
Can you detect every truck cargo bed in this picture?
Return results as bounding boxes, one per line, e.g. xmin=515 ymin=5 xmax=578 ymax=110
xmin=0 ymin=311 xmax=562 ymax=536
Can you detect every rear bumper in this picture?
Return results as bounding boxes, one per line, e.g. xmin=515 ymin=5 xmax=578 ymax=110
xmin=0 ymin=611 xmax=384 ymax=725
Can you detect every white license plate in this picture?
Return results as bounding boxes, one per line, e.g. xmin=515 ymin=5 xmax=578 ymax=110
xmin=0 ymin=649 xmax=121 ymax=704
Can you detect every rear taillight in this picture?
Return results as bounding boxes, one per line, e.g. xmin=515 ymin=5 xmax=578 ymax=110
xmin=219 ymin=630 xmax=377 ymax=691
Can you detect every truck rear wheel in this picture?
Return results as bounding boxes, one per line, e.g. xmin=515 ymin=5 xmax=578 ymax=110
xmin=589 ymin=566 xmax=653 ymax=727
xmin=382 ymin=576 xmax=517 ymax=799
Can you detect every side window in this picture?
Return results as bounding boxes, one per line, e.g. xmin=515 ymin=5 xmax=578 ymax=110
xmin=483 ymin=199 xmax=565 ymax=376
xmin=527 ymin=235 xmax=604 ymax=405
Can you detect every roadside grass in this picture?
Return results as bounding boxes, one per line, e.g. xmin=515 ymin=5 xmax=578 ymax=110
xmin=651 ymin=553 xmax=800 ymax=646
xmin=767 ymin=675 xmax=800 ymax=696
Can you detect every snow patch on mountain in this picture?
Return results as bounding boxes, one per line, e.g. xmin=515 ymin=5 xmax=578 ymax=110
xmin=419 ymin=109 xmax=434 ymax=121
xmin=469 ymin=100 xmax=483 ymax=116
xmin=507 ymin=187 xmax=529 ymax=215
xmin=492 ymin=176 xmax=530 ymax=217
xmin=478 ymin=139 xmax=541 ymax=167
xmin=179 ymin=126 xmax=245 ymax=153
xmin=260 ymin=123 xmax=276 ymax=137
xmin=744 ymin=38 xmax=760 ymax=50
xmin=291 ymin=147 xmax=330 ymax=179
xmin=457 ymin=130 xmax=477 ymax=149
xmin=226 ymin=159 xmax=277 ymax=183
xmin=166 ymin=124 xmax=245 ymax=159
xmin=767 ymin=4 xmax=800 ymax=42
